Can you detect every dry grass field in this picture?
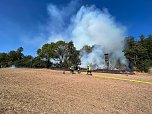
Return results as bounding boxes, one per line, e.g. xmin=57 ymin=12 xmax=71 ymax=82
xmin=0 ymin=68 xmax=152 ymax=114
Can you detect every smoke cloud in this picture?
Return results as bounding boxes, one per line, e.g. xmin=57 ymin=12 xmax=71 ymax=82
xmin=45 ymin=1 xmax=127 ymax=69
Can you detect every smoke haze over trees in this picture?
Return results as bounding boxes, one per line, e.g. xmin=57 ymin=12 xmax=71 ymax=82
xmin=44 ymin=2 xmax=127 ymax=69
xmin=0 ymin=35 xmax=152 ymax=72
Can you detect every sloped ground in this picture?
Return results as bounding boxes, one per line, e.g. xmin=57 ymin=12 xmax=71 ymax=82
xmin=0 ymin=68 xmax=152 ymax=114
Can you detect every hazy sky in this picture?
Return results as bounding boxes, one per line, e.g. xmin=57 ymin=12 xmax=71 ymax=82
xmin=0 ymin=0 xmax=152 ymax=56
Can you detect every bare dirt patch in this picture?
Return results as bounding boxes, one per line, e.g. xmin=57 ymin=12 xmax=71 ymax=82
xmin=0 ymin=68 xmax=152 ymax=114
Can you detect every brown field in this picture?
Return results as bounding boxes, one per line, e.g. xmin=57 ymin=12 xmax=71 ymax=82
xmin=0 ymin=68 xmax=152 ymax=114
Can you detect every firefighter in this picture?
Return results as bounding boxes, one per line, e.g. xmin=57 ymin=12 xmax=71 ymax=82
xmin=77 ymin=66 xmax=81 ymax=74
xmin=62 ymin=65 xmax=65 ymax=74
xmin=87 ymin=65 xmax=92 ymax=75
xmin=70 ymin=66 xmax=74 ymax=74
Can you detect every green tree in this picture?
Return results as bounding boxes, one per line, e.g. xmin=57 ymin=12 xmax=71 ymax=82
xmin=143 ymin=35 xmax=152 ymax=68
xmin=134 ymin=43 xmax=149 ymax=72
xmin=124 ymin=35 xmax=152 ymax=72
xmin=16 ymin=47 xmax=24 ymax=60
xmin=140 ymin=34 xmax=145 ymax=45
xmin=124 ymin=36 xmax=136 ymax=70
xmin=15 ymin=55 xmax=33 ymax=67
xmin=32 ymin=56 xmax=47 ymax=68
xmin=80 ymin=45 xmax=93 ymax=53
xmin=8 ymin=50 xmax=18 ymax=65
xmin=64 ymin=41 xmax=81 ymax=68
xmin=37 ymin=41 xmax=81 ymax=68
xmin=0 ymin=53 xmax=9 ymax=67
xmin=37 ymin=43 xmax=56 ymax=68
xmin=54 ymin=41 xmax=68 ymax=67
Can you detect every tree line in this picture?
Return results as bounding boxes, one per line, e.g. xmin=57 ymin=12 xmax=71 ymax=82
xmin=124 ymin=35 xmax=152 ymax=72
xmin=0 ymin=35 xmax=152 ymax=72
xmin=0 ymin=41 xmax=80 ymax=69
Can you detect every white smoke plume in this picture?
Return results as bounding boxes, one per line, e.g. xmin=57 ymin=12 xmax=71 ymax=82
xmin=45 ymin=1 xmax=127 ymax=69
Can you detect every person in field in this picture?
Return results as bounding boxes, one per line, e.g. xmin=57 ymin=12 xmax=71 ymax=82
xmin=70 ymin=66 xmax=74 ymax=74
xmin=87 ymin=65 xmax=92 ymax=75
xmin=77 ymin=66 xmax=81 ymax=74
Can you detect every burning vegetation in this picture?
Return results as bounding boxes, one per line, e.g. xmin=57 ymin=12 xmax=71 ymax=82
xmin=0 ymin=35 xmax=152 ymax=73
